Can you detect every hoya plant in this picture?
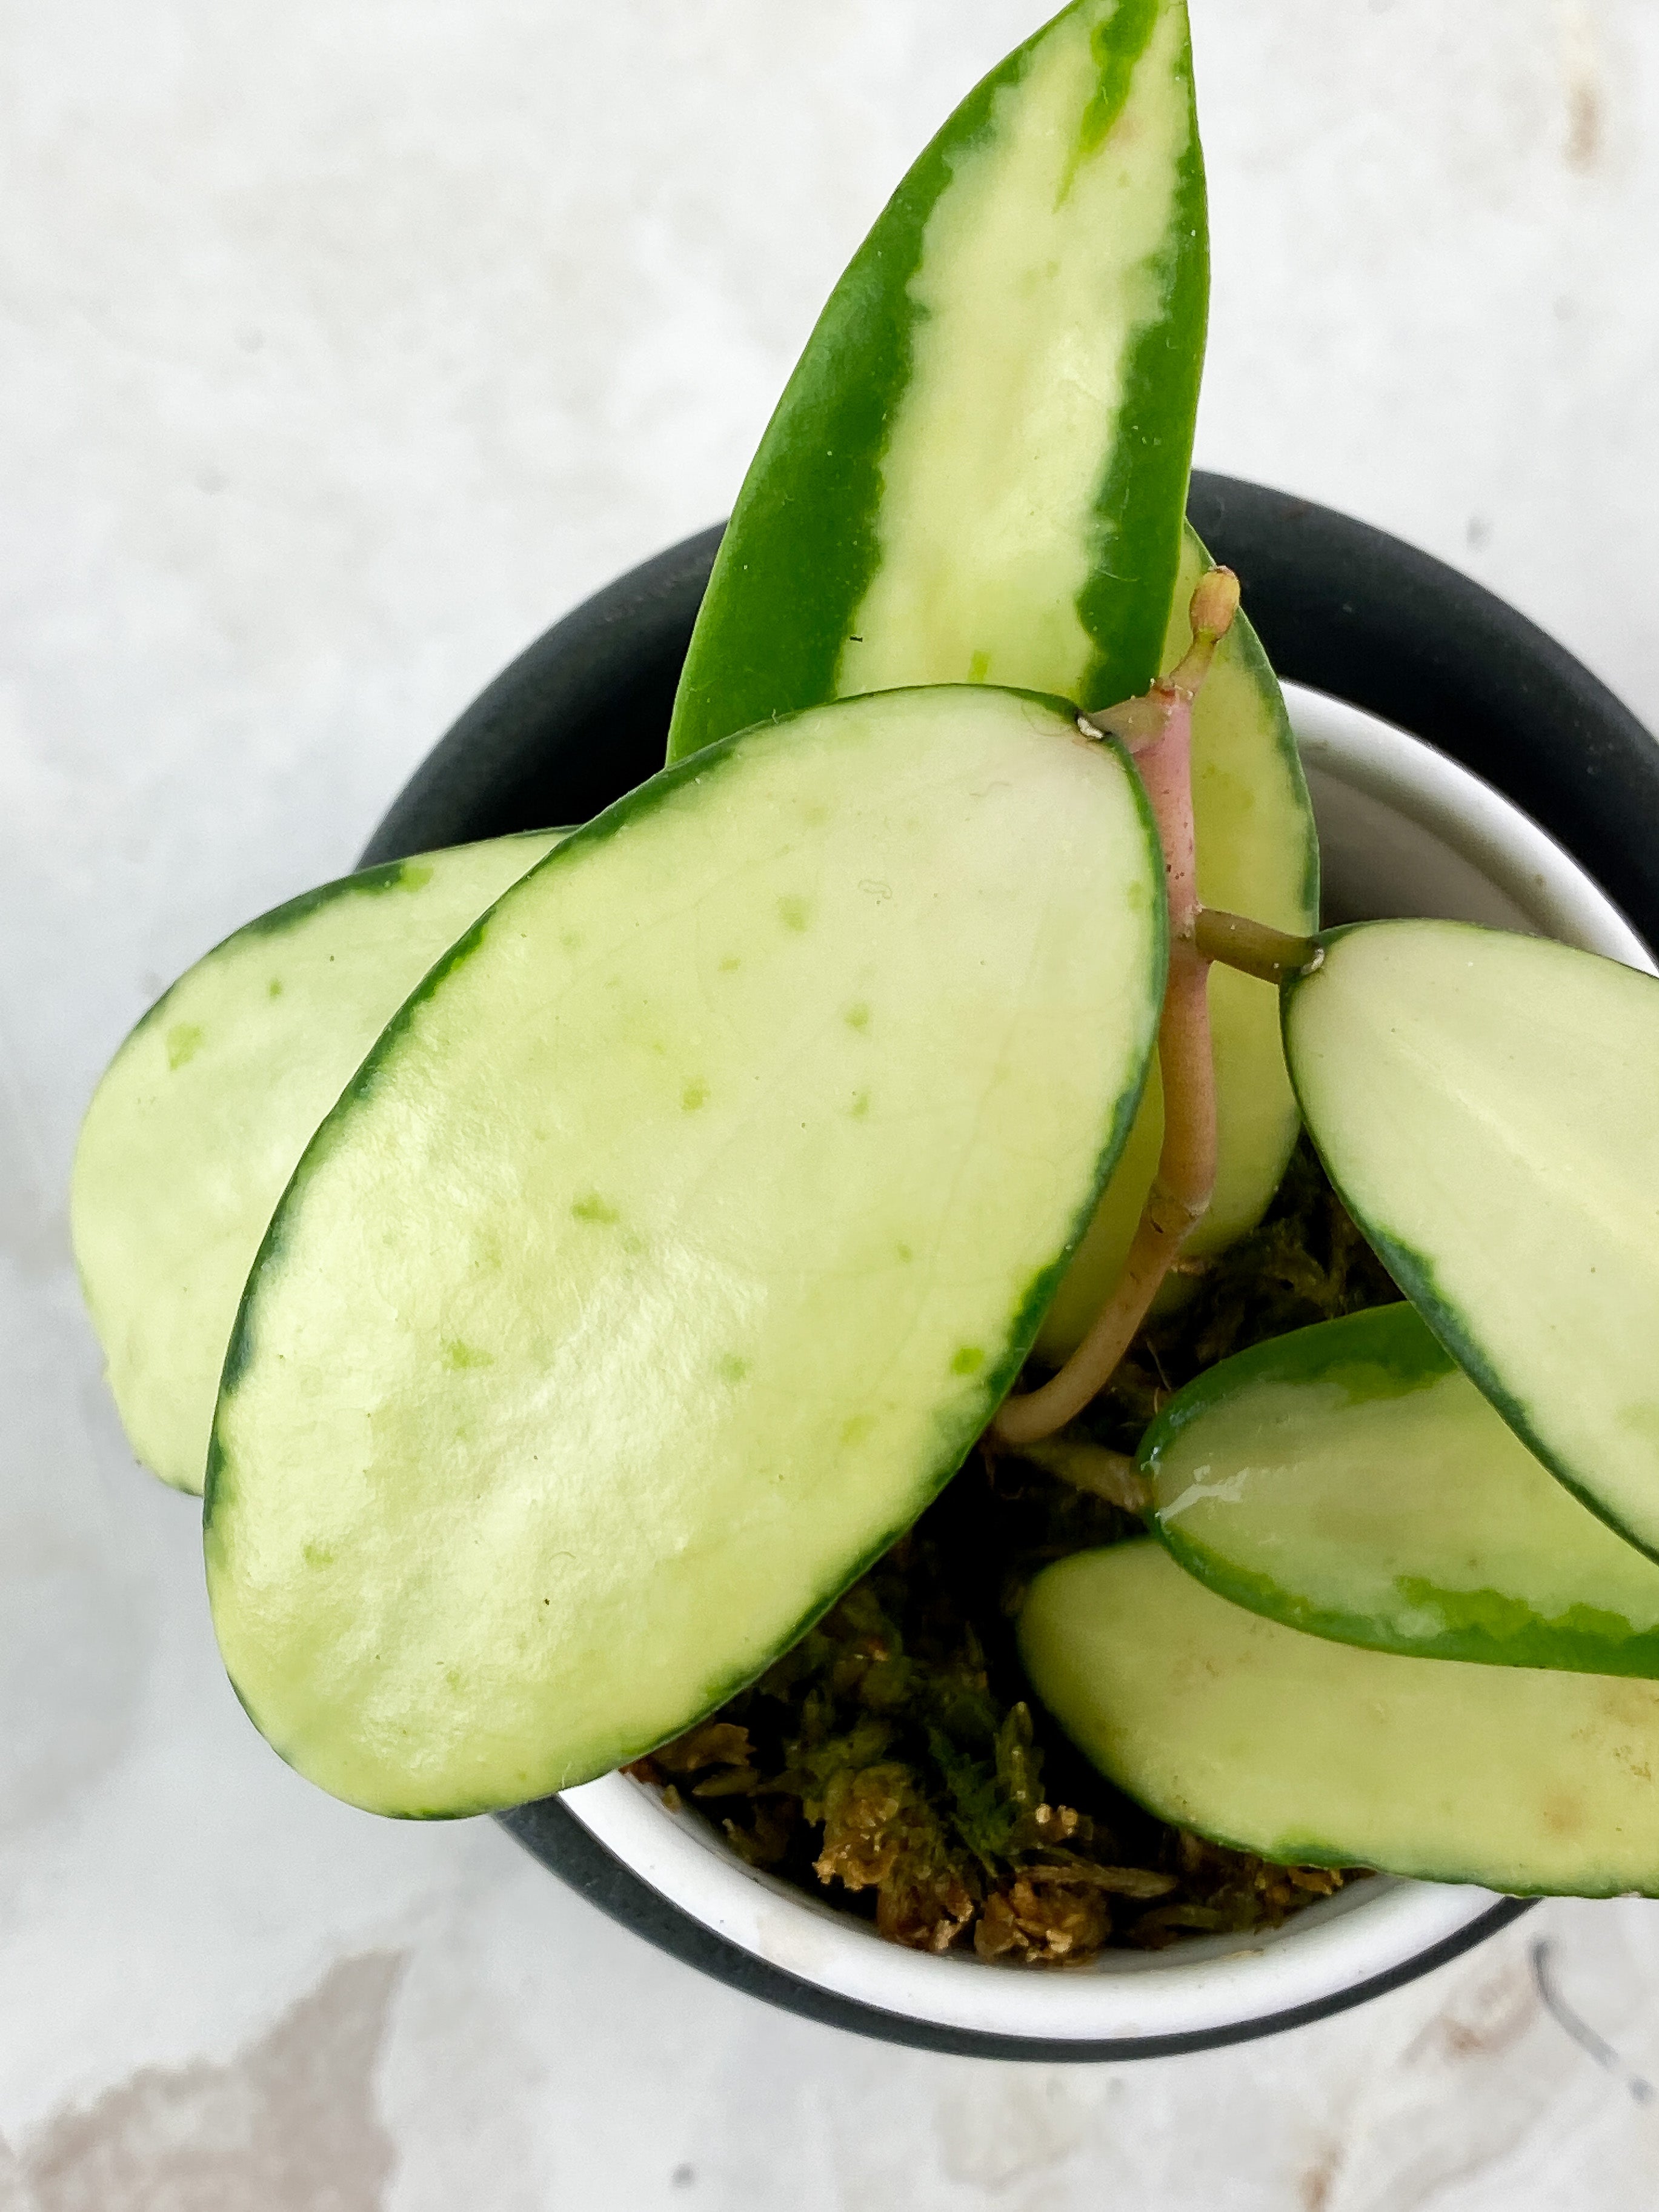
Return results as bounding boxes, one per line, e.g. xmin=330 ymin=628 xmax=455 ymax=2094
xmin=71 ymin=0 xmax=1659 ymax=1956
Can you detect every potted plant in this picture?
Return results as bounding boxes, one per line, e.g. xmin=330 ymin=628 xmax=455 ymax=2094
xmin=68 ymin=0 xmax=1659 ymax=2062
xmin=348 ymin=488 xmax=1656 ymax=2060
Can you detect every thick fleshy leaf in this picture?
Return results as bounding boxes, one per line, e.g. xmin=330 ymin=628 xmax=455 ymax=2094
xmin=207 ymin=688 xmax=1165 ymax=1815
xmin=1022 ymin=1539 xmax=1659 ymax=1895
xmin=71 ymin=832 xmax=564 ymax=1492
xmin=1284 ymin=921 xmax=1659 ymax=1559
xmin=1146 ymin=1304 xmax=1659 ymax=1675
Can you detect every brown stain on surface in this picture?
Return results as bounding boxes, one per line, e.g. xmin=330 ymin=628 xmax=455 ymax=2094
xmin=1299 ymin=2144 xmax=1340 ymax=2212
xmin=1558 ymin=1 xmax=1604 ymax=170
xmin=1404 ymin=1955 xmax=1539 ymax=2067
xmin=22 ymin=1953 xmax=404 ymax=2212
xmin=1566 ymin=75 xmax=1602 ymax=168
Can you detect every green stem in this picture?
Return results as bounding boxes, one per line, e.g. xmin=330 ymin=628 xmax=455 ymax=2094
xmin=1194 ymin=908 xmax=1323 ymax=985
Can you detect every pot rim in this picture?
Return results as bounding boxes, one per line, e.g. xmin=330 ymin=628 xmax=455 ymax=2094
xmin=362 ymin=476 xmax=1659 ymax=2059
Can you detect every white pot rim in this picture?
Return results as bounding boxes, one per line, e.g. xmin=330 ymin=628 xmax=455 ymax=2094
xmin=561 ymin=1775 xmax=1517 ymax=2046
xmin=556 ymin=694 xmax=1653 ymax=2050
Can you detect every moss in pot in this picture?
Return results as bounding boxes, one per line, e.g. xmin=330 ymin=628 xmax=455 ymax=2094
xmin=67 ymin=0 xmax=1659 ymax=2059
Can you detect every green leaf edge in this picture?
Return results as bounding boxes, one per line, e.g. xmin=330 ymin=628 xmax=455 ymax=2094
xmin=1282 ymin=920 xmax=1659 ymax=1570
xmin=666 ymin=0 xmax=1207 ymax=762
xmin=1143 ymin=1305 xmax=1659 ymax=1678
xmin=1018 ymin=1539 xmax=1659 ymax=1895
xmin=105 ymin=837 xmax=556 ymax=1064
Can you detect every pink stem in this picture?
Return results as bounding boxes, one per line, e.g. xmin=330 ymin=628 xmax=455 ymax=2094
xmin=989 ymin=571 xmax=1236 ymax=1450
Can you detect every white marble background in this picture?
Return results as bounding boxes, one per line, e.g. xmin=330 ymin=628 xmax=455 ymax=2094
xmin=4 ymin=1 xmax=1659 ymax=2204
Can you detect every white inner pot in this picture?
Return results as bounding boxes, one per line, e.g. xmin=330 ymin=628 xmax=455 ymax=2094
xmin=560 ymin=686 xmax=1655 ymax=2047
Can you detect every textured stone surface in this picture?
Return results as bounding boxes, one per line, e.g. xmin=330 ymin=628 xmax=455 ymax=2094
xmin=4 ymin=1 xmax=1658 ymax=2204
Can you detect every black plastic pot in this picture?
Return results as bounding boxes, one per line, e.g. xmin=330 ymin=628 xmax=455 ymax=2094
xmin=360 ymin=472 xmax=1658 ymax=2061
